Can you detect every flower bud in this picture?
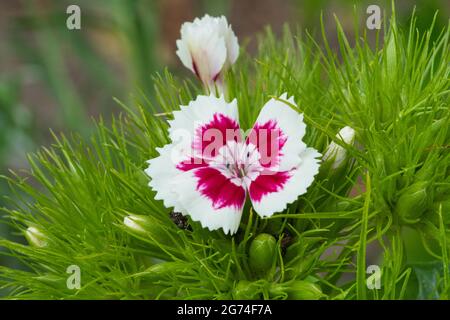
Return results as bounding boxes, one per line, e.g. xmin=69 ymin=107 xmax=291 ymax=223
xmin=286 ymin=280 xmax=323 ymax=300
xmin=142 ymin=262 xmax=188 ymax=282
xmin=232 ymin=280 xmax=260 ymax=300
xmin=123 ymin=214 xmax=179 ymax=246
xmin=176 ymin=14 xmax=239 ymax=91
xmin=25 ymin=226 xmax=47 ymax=248
xmin=323 ymin=126 xmax=356 ymax=169
xmin=270 ymin=280 xmax=323 ymax=300
xmin=123 ymin=215 xmax=147 ymax=233
xmin=395 ymin=181 xmax=429 ymax=224
xmin=385 ymin=33 xmax=397 ymax=73
xmin=249 ymin=233 xmax=277 ymax=275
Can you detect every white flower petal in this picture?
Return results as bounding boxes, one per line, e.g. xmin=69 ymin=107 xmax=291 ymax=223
xmin=168 ymin=94 xmax=240 ymax=151
xmin=249 ymin=148 xmax=321 ymax=217
xmin=145 ymin=144 xmax=185 ymax=213
xmin=175 ymin=38 xmax=194 ymax=72
xmin=173 ymin=168 xmax=245 ymax=235
xmin=249 ymin=93 xmax=307 ymax=171
xmin=225 ymin=26 xmax=239 ymax=65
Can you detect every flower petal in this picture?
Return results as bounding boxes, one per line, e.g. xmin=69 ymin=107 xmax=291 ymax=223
xmin=145 ymin=144 xmax=185 ymax=213
xmin=173 ymin=167 xmax=246 ymax=234
xmin=168 ymin=94 xmax=241 ymax=161
xmin=249 ymin=148 xmax=321 ymax=217
xmin=247 ymin=93 xmax=307 ymax=171
xmin=175 ymin=38 xmax=194 ymax=72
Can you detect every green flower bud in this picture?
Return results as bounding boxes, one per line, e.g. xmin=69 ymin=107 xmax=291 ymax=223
xmin=385 ymin=33 xmax=397 ymax=73
xmin=395 ymin=182 xmax=429 ymax=224
xmin=269 ymin=280 xmax=323 ymax=300
xmin=286 ymin=280 xmax=323 ymax=300
xmin=25 ymin=226 xmax=48 ymax=248
xmin=123 ymin=214 xmax=178 ymax=246
xmin=249 ymin=233 xmax=277 ymax=275
xmin=232 ymin=280 xmax=260 ymax=300
xmin=142 ymin=261 xmax=188 ymax=282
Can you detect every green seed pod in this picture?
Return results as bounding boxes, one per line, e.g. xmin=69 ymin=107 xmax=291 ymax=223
xmin=249 ymin=233 xmax=277 ymax=275
xmin=395 ymin=182 xmax=429 ymax=224
xmin=286 ymin=280 xmax=323 ymax=300
xmin=232 ymin=280 xmax=260 ymax=300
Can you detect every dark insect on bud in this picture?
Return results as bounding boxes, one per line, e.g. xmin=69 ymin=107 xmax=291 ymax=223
xmin=169 ymin=211 xmax=191 ymax=231
xmin=280 ymin=229 xmax=294 ymax=256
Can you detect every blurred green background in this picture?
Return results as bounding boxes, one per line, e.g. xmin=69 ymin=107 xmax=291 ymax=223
xmin=0 ymin=0 xmax=448 ymax=274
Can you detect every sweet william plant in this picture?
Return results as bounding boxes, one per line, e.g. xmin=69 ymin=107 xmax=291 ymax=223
xmin=0 ymin=8 xmax=449 ymax=300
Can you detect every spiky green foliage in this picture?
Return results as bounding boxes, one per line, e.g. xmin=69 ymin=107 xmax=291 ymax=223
xmin=0 ymin=10 xmax=449 ymax=299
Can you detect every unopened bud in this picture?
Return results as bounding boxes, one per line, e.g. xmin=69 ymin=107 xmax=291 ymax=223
xmin=232 ymin=280 xmax=260 ymax=300
xmin=25 ymin=226 xmax=47 ymax=248
xmin=123 ymin=215 xmax=148 ymax=233
xmin=249 ymin=233 xmax=277 ymax=275
xmin=323 ymin=126 xmax=356 ymax=169
xmin=270 ymin=280 xmax=323 ymax=300
xmin=286 ymin=280 xmax=323 ymax=300
xmin=395 ymin=181 xmax=428 ymax=224
xmin=123 ymin=214 xmax=180 ymax=247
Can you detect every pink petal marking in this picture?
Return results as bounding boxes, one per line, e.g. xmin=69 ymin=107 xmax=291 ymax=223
xmin=194 ymin=113 xmax=241 ymax=158
xmin=249 ymin=171 xmax=291 ymax=203
xmin=176 ymin=158 xmax=208 ymax=172
xmin=194 ymin=167 xmax=246 ymax=210
xmin=246 ymin=120 xmax=287 ymax=168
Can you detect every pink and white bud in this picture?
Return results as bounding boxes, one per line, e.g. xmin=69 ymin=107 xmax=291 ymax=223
xmin=323 ymin=126 xmax=356 ymax=169
xmin=176 ymin=14 xmax=239 ymax=91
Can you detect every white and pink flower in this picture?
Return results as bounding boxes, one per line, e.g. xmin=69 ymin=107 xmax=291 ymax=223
xmin=176 ymin=15 xmax=239 ymax=91
xmin=145 ymin=94 xmax=321 ymax=235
